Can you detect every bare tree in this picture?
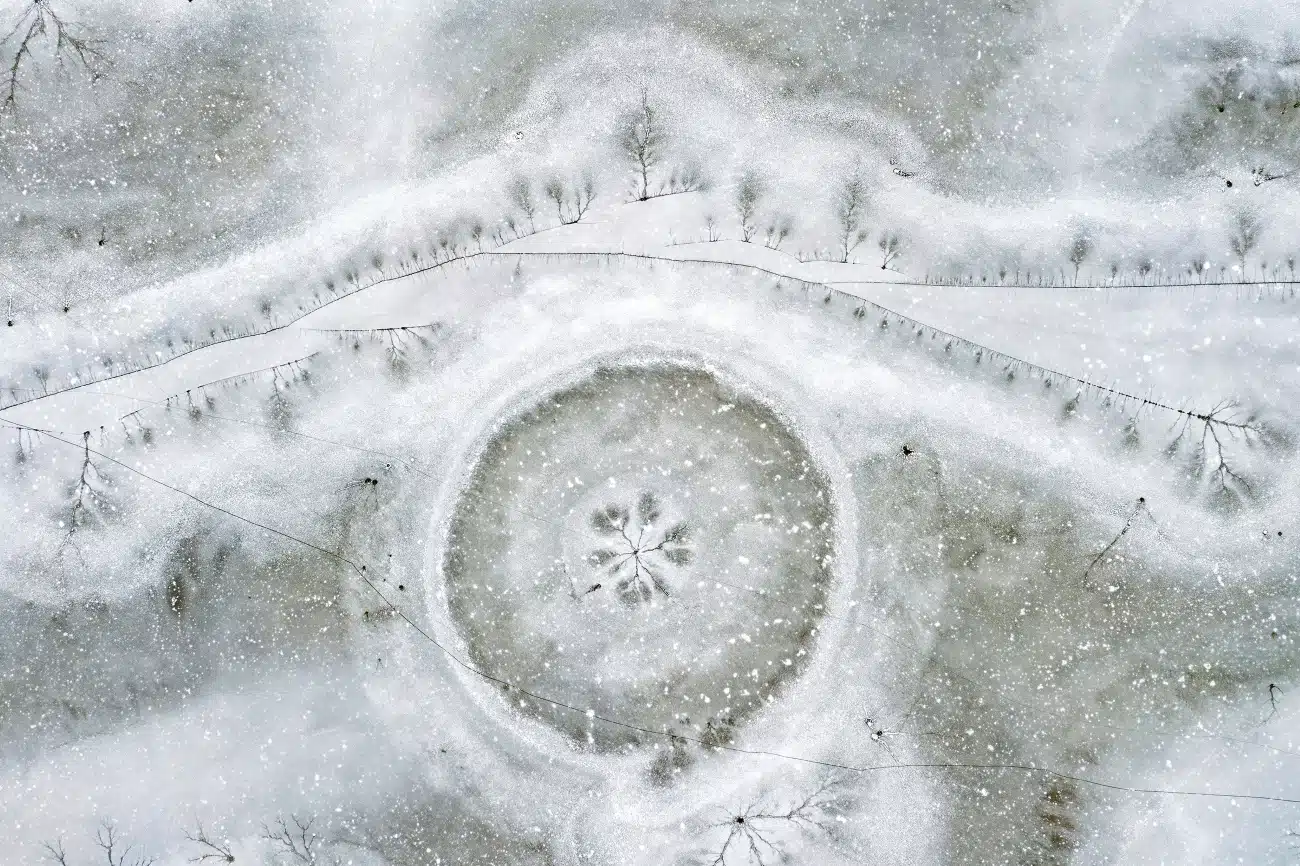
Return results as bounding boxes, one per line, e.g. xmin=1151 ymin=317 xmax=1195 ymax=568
xmin=507 ymin=175 xmax=537 ymax=233
xmin=571 ymin=171 xmax=596 ymax=222
xmin=1067 ymin=229 xmax=1092 ymax=284
xmin=2 ymin=0 xmax=109 ymax=112
xmin=734 ymin=171 xmax=765 ymax=242
xmin=699 ymin=775 xmax=850 ymax=865
xmin=834 ymin=173 xmax=869 ymax=263
xmin=1228 ymin=209 xmax=1262 ymax=277
xmin=763 ymin=215 xmax=792 ymax=251
xmin=89 ymin=823 xmax=155 ymax=866
xmin=42 ymin=838 xmax=69 ymax=866
xmin=185 ymin=819 xmax=236 ymax=863
xmin=705 ymin=214 xmax=721 ymax=242
xmin=619 ymin=89 xmax=665 ymax=201
xmin=672 ymin=161 xmax=707 ymax=195
xmin=545 ymin=172 xmax=597 ymax=225
xmin=263 ymin=815 xmax=323 ymax=865
xmin=32 ymin=363 xmax=50 ymax=394
xmin=544 ymin=177 xmax=566 ymax=223
xmin=878 ymin=231 xmax=903 ymax=270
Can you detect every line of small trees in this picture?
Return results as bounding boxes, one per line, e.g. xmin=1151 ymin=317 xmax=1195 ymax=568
xmin=614 ymin=91 xmax=908 ymax=268
xmin=503 ymin=171 xmax=596 ymax=241
xmin=928 ymin=210 xmax=1292 ymax=288
xmin=688 ymin=166 xmax=904 ymax=269
xmin=39 ymin=813 xmax=393 ymax=866
xmin=1055 ymin=211 xmax=1276 ymax=286
xmin=611 ymin=93 xmax=1299 ymax=285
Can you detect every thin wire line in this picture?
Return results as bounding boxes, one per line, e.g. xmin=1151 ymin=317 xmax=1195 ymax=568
xmin=7 ymin=420 xmax=1299 ymax=807
xmin=481 ymin=251 xmax=1235 ymax=426
xmin=56 ymin=389 xmax=1300 ymax=765
xmin=5 ymin=248 xmax=1256 ymax=429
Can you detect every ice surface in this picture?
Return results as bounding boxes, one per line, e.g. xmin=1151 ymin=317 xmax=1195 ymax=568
xmin=443 ymin=363 xmax=834 ymax=750
xmin=2 ymin=2 xmax=1300 ymax=864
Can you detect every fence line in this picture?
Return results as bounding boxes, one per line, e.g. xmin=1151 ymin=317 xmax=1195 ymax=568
xmin=4 ymin=246 xmax=1270 ymax=433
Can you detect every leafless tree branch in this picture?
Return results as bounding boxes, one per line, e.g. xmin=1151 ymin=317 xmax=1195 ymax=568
xmin=834 ymin=173 xmax=869 ymax=263
xmin=878 ymin=231 xmax=903 ymax=270
xmin=762 ymin=215 xmax=792 ymax=250
xmin=620 ymin=89 xmax=665 ymax=201
xmin=41 ymin=838 xmax=69 ymax=866
xmin=1067 ymin=228 xmax=1092 ymax=285
xmin=262 ymin=815 xmax=321 ymax=865
xmin=734 ymin=170 xmax=764 ymax=242
xmin=507 ymin=176 xmax=537 ymax=233
xmin=1228 ymin=209 xmax=1262 ymax=276
xmin=94 ymin=822 xmax=156 ymax=866
xmin=185 ymin=818 xmax=236 ymax=863
xmin=544 ymin=172 xmax=596 ymax=225
xmin=2 ymin=0 xmax=110 ymax=112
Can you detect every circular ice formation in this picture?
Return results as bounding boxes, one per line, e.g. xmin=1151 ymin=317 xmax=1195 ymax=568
xmin=442 ymin=363 xmax=834 ymax=750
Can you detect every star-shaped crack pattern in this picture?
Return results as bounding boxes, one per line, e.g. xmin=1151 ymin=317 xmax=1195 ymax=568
xmin=587 ymin=491 xmax=693 ymax=603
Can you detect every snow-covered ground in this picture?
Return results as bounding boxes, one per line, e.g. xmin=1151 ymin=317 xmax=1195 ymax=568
xmin=2 ymin=2 xmax=1300 ymax=864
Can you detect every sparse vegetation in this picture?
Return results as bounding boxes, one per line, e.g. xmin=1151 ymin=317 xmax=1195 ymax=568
xmin=544 ymin=172 xmax=596 ymax=225
xmin=44 ymin=824 xmax=155 ymax=866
